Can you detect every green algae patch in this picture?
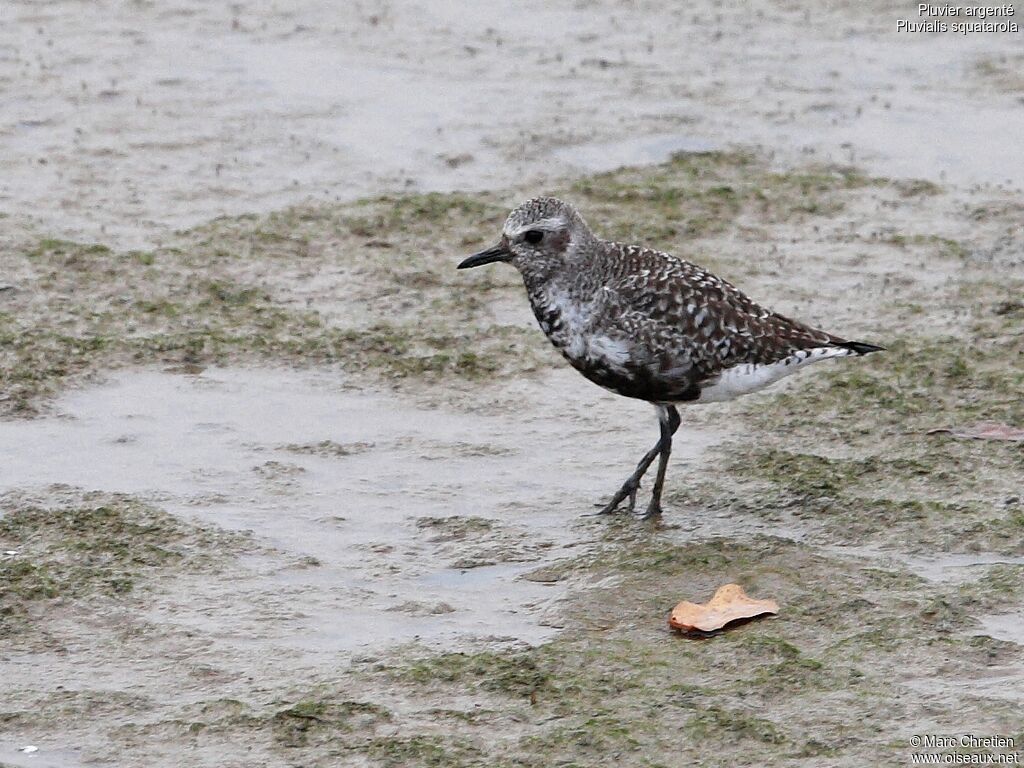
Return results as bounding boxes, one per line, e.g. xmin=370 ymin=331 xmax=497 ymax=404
xmin=714 ymin=320 xmax=1024 ymax=555
xmin=399 ymin=650 xmax=553 ymax=699
xmin=0 ymin=492 xmax=248 ymax=638
xmin=0 ymin=149 xmax=902 ymax=418
xmin=272 ymin=699 xmax=393 ymax=748
xmin=334 ymin=533 xmax=1023 ymax=767
xmin=571 ymin=150 xmax=879 ymax=243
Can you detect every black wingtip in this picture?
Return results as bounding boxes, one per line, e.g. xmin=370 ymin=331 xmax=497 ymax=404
xmin=837 ymin=341 xmax=886 ymax=356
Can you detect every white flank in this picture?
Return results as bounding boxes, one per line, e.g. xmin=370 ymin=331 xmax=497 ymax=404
xmin=553 ymin=290 xmax=591 ymax=360
xmin=586 ymin=335 xmax=632 ymax=372
xmin=545 ymin=288 xmax=592 ymax=330
xmin=696 ymin=346 xmax=853 ymax=403
xmin=542 ymin=288 xmax=632 ymax=373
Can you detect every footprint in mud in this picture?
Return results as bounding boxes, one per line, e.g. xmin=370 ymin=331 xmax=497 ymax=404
xmin=252 ymin=460 xmax=306 ymax=492
xmin=414 ymin=515 xmax=555 ymax=570
xmin=411 ymin=439 xmax=516 ymax=460
xmin=386 ymin=600 xmax=457 ymax=616
xmin=279 ymin=440 xmax=375 ymax=457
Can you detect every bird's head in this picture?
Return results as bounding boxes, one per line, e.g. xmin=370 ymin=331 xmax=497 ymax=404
xmin=457 ymin=197 xmax=595 ymax=278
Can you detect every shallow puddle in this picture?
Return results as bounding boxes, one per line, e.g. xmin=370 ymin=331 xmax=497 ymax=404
xmin=0 ymin=365 xmax=723 ymax=765
xmin=822 ymin=544 xmax=1024 ymax=584
xmin=977 ymin=610 xmax=1024 ymax=645
xmin=0 ymin=366 xmax=716 ymax=656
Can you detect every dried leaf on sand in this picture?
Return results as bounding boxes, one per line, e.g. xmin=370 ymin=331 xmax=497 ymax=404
xmin=927 ymin=422 xmax=1024 ymax=442
xmin=669 ymin=583 xmax=779 ymax=633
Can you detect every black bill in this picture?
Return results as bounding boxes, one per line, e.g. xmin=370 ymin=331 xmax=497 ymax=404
xmin=457 ymin=243 xmax=511 ymax=269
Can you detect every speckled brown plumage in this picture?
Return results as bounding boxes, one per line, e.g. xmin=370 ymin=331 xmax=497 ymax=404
xmin=458 ymin=196 xmax=883 ymax=518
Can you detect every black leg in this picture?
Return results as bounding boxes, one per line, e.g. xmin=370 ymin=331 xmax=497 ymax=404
xmin=640 ymin=405 xmax=680 ymax=519
xmin=594 ymin=441 xmax=663 ymax=515
xmin=596 ymin=405 xmax=680 ymax=516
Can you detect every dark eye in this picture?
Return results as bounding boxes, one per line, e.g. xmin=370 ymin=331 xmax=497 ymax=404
xmin=523 ymin=230 xmax=544 ymax=244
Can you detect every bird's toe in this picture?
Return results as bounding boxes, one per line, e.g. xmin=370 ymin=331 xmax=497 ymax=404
xmin=637 ymin=502 xmax=663 ymax=520
xmin=593 ymin=498 xmax=625 ymax=515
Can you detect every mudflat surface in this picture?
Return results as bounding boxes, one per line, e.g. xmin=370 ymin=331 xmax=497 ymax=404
xmin=2 ymin=0 xmax=1022 ymax=247
xmin=2 ymin=1 xmax=1024 ymax=767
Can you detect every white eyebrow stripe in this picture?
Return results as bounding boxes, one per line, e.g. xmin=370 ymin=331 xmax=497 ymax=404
xmin=504 ymin=217 xmax=567 ymax=236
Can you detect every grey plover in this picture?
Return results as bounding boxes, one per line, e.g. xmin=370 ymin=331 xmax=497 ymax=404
xmin=458 ymin=197 xmax=882 ymax=519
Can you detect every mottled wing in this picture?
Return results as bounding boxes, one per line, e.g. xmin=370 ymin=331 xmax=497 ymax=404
xmin=594 ymin=244 xmax=840 ymax=398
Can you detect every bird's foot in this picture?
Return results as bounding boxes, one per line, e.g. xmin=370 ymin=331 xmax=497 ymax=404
xmin=591 ymin=477 xmax=641 ymax=515
xmin=635 ymin=501 xmax=663 ymax=521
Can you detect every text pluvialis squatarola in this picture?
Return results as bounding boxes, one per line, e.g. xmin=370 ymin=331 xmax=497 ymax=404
xmin=458 ymin=197 xmax=883 ymax=519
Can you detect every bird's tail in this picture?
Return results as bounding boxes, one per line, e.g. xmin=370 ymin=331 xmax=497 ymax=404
xmin=835 ymin=341 xmax=885 ymax=355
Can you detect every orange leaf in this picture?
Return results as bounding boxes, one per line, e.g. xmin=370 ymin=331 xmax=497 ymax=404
xmin=669 ymin=583 xmax=779 ymax=633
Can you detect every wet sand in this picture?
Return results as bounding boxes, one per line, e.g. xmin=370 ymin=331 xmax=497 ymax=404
xmin=2 ymin=1 xmax=1024 ymax=766
xmin=2 ymin=0 xmax=1022 ymax=248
